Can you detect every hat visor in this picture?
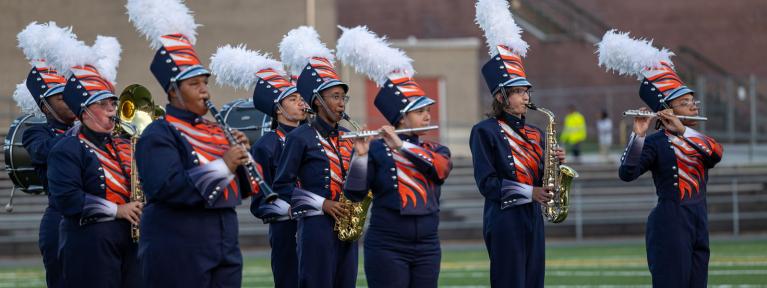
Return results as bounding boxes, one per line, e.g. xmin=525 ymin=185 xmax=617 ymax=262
xmin=314 ymin=80 xmax=349 ymax=96
xmin=664 ymin=86 xmax=695 ymax=103
xmin=173 ymin=65 xmax=211 ymax=84
xmin=83 ymin=90 xmax=117 ymax=107
xmin=492 ymin=77 xmax=532 ymax=95
xmin=402 ymin=96 xmax=435 ymax=113
xmin=276 ymin=86 xmax=299 ymax=103
xmin=42 ymin=84 xmax=66 ymax=99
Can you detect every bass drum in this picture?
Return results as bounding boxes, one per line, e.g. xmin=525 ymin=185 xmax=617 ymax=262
xmin=220 ymin=99 xmax=271 ymax=145
xmin=4 ymin=114 xmax=47 ymax=194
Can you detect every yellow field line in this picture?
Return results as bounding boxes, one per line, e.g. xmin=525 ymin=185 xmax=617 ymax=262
xmin=440 ymin=259 xmax=767 ymax=270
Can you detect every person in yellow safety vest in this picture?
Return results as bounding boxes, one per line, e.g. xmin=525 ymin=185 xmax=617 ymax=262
xmin=560 ymin=104 xmax=587 ymax=163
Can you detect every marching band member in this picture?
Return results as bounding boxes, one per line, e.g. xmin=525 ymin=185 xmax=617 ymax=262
xmin=336 ymin=26 xmax=453 ymax=288
xmin=45 ymin=31 xmax=141 ymax=287
xmin=14 ymin=22 xmax=78 ymax=288
xmin=210 ymin=45 xmax=308 ymax=288
xmin=598 ymin=30 xmax=723 ymax=287
xmin=272 ymin=26 xmax=366 ymax=288
xmin=470 ymin=1 xmax=566 ymax=286
xmin=127 ymin=0 xmax=258 ymax=286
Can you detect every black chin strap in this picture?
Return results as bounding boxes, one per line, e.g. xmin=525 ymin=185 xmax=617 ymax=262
xmin=171 ymin=82 xmax=190 ymax=112
xmin=275 ymin=103 xmax=296 ymax=122
xmin=498 ymin=87 xmax=512 ymax=113
xmin=501 ymin=87 xmax=509 ymax=106
xmin=41 ymin=98 xmax=66 ymax=124
xmin=313 ymin=93 xmax=340 ymax=123
xmin=82 ymin=106 xmax=114 ymax=133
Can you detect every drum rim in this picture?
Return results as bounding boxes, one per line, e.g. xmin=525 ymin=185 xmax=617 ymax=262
xmin=5 ymin=114 xmax=46 ymax=194
xmin=7 ymin=114 xmax=34 ymax=188
xmin=222 ymin=99 xmax=252 ymax=125
xmin=221 ymin=99 xmax=272 ymax=136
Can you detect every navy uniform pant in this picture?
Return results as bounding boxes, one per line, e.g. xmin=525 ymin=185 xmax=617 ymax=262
xmin=140 ymin=205 xmax=242 ymax=288
xmin=59 ymin=218 xmax=140 ymax=288
xmin=483 ymin=202 xmax=544 ymax=288
xmin=364 ymin=207 xmax=441 ymax=288
xmin=269 ymin=220 xmax=298 ymax=288
xmin=296 ymin=215 xmax=358 ymax=288
xmin=646 ymin=200 xmax=709 ymax=287
xmin=39 ymin=205 xmax=62 ymax=288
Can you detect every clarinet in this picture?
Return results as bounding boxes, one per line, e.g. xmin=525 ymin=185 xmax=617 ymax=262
xmin=205 ymin=100 xmax=279 ymax=202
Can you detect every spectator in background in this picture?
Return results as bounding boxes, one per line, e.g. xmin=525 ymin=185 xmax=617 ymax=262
xmin=597 ymin=110 xmax=613 ymax=163
xmin=561 ymin=104 xmax=587 ymax=163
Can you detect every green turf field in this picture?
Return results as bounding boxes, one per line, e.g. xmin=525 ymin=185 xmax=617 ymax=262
xmin=1 ymin=239 xmax=765 ymax=287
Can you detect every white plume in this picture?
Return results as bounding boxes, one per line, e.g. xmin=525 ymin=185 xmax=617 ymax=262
xmin=475 ymin=0 xmax=529 ymax=57
xmin=596 ymin=29 xmax=675 ymax=79
xmin=12 ymin=81 xmax=42 ymax=116
xmin=210 ymin=44 xmax=286 ymax=90
xmin=336 ymin=26 xmax=413 ymax=86
xmin=279 ymin=26 xmax=335 ymax=77
xmin=126 ymin=0 xmax=200 ymax=49
xmin=92 ymin=36 xmax=122 ymax=84
xmin=38 ymin=25 xmax=91 ymax=78
xmin=17 ymin=21 xmax=50 ymax=61
xmin=19 ymin=21 xmax=83 ymax=74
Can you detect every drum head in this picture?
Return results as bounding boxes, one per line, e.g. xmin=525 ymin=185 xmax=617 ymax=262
xmin=4 ymin=114 xmax=46 ymax=194
xmin=221 ymin=99 xmax=271 ymax=145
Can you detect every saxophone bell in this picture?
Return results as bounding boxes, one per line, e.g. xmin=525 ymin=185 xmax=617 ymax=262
xmin=333 ymin=111 xmax=372 ymax=241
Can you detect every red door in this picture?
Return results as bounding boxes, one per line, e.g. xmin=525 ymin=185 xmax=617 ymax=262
xmin=364 ymin=77 xmax=441 ymax=142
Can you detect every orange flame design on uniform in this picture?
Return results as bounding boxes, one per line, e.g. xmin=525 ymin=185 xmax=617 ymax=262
xmin=166 ymin=114 xmax=261 ymax=199
xmin=668 ymin=131 xmax=723 ymax=200
xmin=317 ymin=133 xmax=353 ymax=200
xmin=393 ymin=151 xmax=429 ymax=208
xmin=499 ymin=121 xmax=542 ymax=185
xmin=78 ymin=134 xmax=132 ymax=204
xmin=393 ymin=142 xmax=450 ymax=209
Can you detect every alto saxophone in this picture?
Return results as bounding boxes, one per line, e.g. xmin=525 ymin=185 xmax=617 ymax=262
xmin=526 ymin=103 xmax=579 ymax=223
xmin=334 ymin=113 xmax=373 ymax=241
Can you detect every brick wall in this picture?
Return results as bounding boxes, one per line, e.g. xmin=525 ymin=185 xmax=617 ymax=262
xmin=337 ymin=0 xmax=767 ymax=140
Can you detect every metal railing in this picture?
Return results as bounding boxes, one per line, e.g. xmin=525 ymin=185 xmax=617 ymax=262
xmin=567 ymin=178 xmax=767 ymax=241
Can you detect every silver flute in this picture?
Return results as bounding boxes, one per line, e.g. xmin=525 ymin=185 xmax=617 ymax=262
xmin=340 ymin=125 xmax=439 ymax=139
xmin=623 ymin=109 xmax=708 ymax=121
